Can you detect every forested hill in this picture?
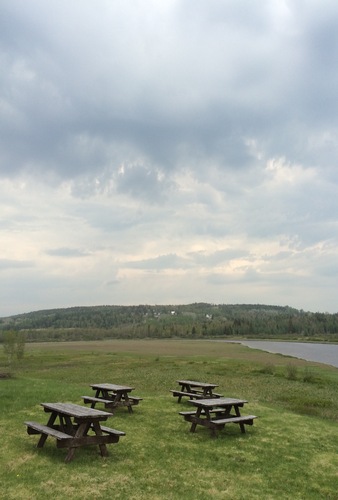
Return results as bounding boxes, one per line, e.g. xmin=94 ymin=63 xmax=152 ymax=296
xmin=1 ymin=303 xmax=338 ymax=342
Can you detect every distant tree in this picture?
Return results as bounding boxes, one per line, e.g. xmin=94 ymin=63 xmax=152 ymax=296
xmin=3 ymin=330 xmax=26 ymax=367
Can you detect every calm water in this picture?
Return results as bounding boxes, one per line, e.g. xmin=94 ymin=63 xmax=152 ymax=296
xmin=237 ymin=340 xmax=338 ymax=368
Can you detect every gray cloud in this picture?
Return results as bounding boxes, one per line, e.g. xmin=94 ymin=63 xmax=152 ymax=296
xmin=0 ymin=259 xmax=34 ymax=270
xmin=45 ymin=248 xmax=90 ymax=258
xmin=125 ymin=253 xmax=190 ymax=271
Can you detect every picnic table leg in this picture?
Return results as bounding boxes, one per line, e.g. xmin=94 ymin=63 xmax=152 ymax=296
xmin=37 ymin=412 xmax=57 ymax=448
xmin=112 ymin=392 xmax=122 ymax=411
xmin=123 ymin=393 xmax=133 ymax=413
xmin=65 ymin=449 xmax=76 ymax=463
xmin=190 ymin=407 xmax=202 ymax=433
xmin=127 ymin=400 xmax=133 ymax=413
xmin=177 ymin=388 xmax=183 ymax=403
xmin=64 ymin=422 xmax=89 ymax=463
xmin=178 ymin=384 xmax=188 ymax=402
xmin=37 ymin=434 xmax=48 ymax=448
xmin=90 ymin=390 xmax=101 ymax=408
xmin=60 ymin=415 xmax=75 ymax=436
xmin=203 ymin=409 xmax=218 ymax=437
xmin=234 ymin=405 xmax=246 ymax=433
xmin=92 ymin=421 xmax=109 ymax=457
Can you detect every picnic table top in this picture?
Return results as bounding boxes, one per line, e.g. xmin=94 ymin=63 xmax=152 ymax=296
xmin=176 ymin=380 xmax=218 ymax=388
xmin=41 ymin=402 xmax=113 ymax=419
xmin=188 ymin=397 xmax=248 ymax=408
xmin=90 ymin=383 xmax=135 ymax=392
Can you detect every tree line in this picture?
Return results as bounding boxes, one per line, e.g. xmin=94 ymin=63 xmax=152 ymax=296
xmin=1 ymin=303 xmax=338 ymax=342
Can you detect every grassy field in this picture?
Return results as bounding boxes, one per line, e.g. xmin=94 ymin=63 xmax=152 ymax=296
xmin=1 ymin=339 xmax=338 ymax=499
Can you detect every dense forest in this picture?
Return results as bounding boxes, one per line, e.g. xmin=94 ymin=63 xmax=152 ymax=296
xmin=1 ymin=303 xmax=338 ymax=343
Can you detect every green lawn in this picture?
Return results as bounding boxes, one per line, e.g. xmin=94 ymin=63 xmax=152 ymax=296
xmin=1 ymin=339 xmax=338 ymax=499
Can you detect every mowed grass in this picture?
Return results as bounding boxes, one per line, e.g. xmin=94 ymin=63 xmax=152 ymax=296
xmin=1 ymin=339 xmax=338 ymax=499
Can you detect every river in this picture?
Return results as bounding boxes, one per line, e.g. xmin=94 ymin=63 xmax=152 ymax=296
xmin=235 ymin=340 xmax=338 ymax=368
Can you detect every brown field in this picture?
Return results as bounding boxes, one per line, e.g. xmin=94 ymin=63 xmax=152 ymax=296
xmin=26 ymin=338 xmax=333 ymax=368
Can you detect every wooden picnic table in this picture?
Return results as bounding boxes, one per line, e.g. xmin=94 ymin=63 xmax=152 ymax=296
xmin=170 ymin=379 xmax=223 ymax=402
xmin=25 ymin=402 xmax=125 ymax=462
xmin=180 ymin=397 xmax=257 ymax=436
xmin=82 ymin=383 xmax=143 ymax=413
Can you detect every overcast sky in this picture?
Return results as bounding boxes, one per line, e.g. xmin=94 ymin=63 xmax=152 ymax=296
xmin=1 ymin=0 xmax=338 ymax=316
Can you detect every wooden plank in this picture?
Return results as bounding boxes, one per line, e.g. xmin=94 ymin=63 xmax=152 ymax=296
xmin=82 ymin=396 xmax=113 ymax=405
xmin=41 ymin=402 xmax=112 ymax=418
xmin=179 ymin=408 xmax=226 ymax=416
xmin=176 ymin=380 xmax=218 ymax=388
xmin=211 ymin=415 xmax=257 ymax=425
xmin=83 ymin=395 xmax=141 ymax=406
xmin=188 ymin=397 xmax=248 ymax=407
xmin=170 ymin=390 xmax=204 ymax=399
xmin=56 ymin=434 xmax=121 ymax=448
xmin=25 ymin=421 xmax=72 ymax=440
xmin=99 ymin=425 xmax=126 ymax=436
xmin=90 ymin=383 xmax=134 ymax=391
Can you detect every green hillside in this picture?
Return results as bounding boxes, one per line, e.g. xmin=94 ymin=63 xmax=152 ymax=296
xmin=1 ymin=303 xmax=338 ymax=342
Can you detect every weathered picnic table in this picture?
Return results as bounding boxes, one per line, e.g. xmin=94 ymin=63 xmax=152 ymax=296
xmin=82 ymin=383 xmax=143 ymax=413
xmin=170 ymin=379 xmax=223 ymax=402
xmin=180 ymin=397 xmax=257 ymax=437
xmin=25 ymin=402 xmax=125 ymax=462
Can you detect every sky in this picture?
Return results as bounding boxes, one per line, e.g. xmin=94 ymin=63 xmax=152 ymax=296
xmin=1 ymin=0 xmax=338 ymax=317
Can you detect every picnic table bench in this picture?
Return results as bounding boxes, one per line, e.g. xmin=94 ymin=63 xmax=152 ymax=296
xmin=180 ymin=397 xmax=257 ymax=437
xmin=82 ymin=383 xmax=143 ymax=413
xmin=170 ymin=380 xmax=223 ymax=402
xmin=25 ymin=402 xmax=125 ymax=462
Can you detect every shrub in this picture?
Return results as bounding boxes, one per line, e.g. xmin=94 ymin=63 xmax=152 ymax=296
xmin=303 ymin=367 xmax=315 ymax=383
xmin=260 ymin=363 xmax=275 ymax=375
xmin=286 ymin=364 xmax=298 ymax=380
